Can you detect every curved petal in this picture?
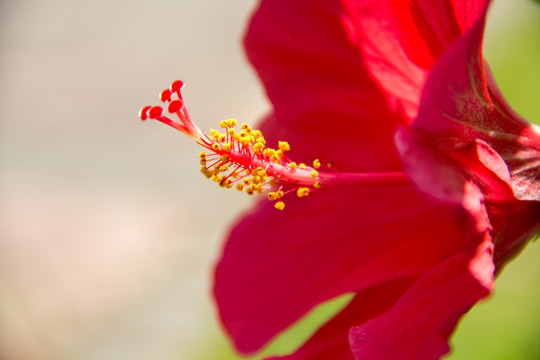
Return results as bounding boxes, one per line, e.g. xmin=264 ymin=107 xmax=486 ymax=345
xmin=342 ymin=0 xmax=490 ymax=121
xmin=214 ymin=185 xmax=478 ymax=354
xmin=409 ymin=8 xmax=540 ymax=200
xmin=395 ymin=113 xmax=539 ymax=275
xmin=350 ymin=235 xmax=494 ymax=360
xmin=244 ymin=0 xmax=407 ymax=172
xmin=343 ymin=1 xmax=427 ymax=122
xmin=381 ymin=0 xmax=491 ymax=69
xmin=487 ymin=200 xmax=540 ymax=270
xmin=395 ymin=126 xmax=513 ymax=220
xmin=266 ymin=277 xmax=417 ymax=360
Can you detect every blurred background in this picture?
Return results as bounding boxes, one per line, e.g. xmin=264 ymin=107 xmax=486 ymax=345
xmin=0 ymin=1 xmax=538 ymax=360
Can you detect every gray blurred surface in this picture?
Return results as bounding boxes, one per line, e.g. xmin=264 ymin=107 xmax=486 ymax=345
xmin=0 ymin=1 xmax=266 ymax=359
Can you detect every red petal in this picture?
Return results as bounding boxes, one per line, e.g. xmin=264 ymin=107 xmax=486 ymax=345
xmin=395 ymin=127 xmax=513 ymax=215
xmin=409 ymin=8 xmax=540 ymax=200
xmin=486 ymin=201 xmax=540 ymax=270
xmin=343 ymin=1 xmax=427 ymax=123
xmin=395 ymin=117 xmax=540 ymax=273
xmin=214 ymin=185 xmax=479 ymax=354
xmin=383 ymin=0 xmax=490 ymax=69
xmin=245 ymin=1 xmax=495 ymax=173
xmin=244 ymin=1 xmax=407 ymax=172
xmin=350 ymin=235 xmax=494 ymax=360
xmin=394 ymin=10 xmax=540 ymax=271
xmin=340 ymin=0 xmax=490 ymax=123
xmin=266 ymin=277 xmax=417 ymax=360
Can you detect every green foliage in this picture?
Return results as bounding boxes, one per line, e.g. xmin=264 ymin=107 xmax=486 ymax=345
xmin=447 ymin=242 xmax=540 ymax=359
xmin=483 ymin=1 xmax=540 ymax=124
xmin=207 ymin=294 xmax=354 ymax=359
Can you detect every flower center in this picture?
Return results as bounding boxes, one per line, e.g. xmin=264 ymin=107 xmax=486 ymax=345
xmin=139 ymin=80 xmax=326 ymax=210
xmin=139 ymin=81 xmax=411 ymax=210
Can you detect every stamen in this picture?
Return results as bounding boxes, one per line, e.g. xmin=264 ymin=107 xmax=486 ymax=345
xmin=274 ymin=201 xmax=285 ymax=211
xmin=297 ymin=187 xmax=310 ymax=198
xmin=139 ymin=81 xmax=411 ymax=209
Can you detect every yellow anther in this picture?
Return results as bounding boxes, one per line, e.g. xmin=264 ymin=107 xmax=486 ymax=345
xmin=201 ymin=167 xmax=213 ymax=178
xmin=199 ymin=151 xmax=207 ymax=159
xmin=310 ymin=170 xmax=319 ymax=179
xmin=246 ymin=186 xmax=255 ymax=195
xmin=297 ymin=187 xmax=310 ymax=198
xmin=272 ymin=150 xmax=283 ymax=162
xmin=267 ymin=190 xmax=283 ymax=200
xmin=274 ymin=201 xmax=285 ymax=211
xmin=263 ymin=148 xmax=275 ymax=158
xmin=299 ymin=163 xmax=306 ymax=168
xmin=243 ymin=177 xmax=252 ymax=185
xmin=223 ymin=179 xmax=233 ymax=188
xmin=212 ymin=174 xmax=223 ymax=183
xmin=314 ymin=181 xmax=322 ymax=189
xmin=223 ymin=143 xmax=232 ymax=152
xmin=238 ymin=131 xmax=250 ymax=145
xmin=200 ymin=159 xmax=207 ymax=166
xmin=241 ymin=123 xmax=252 ymax=132
xmin=278 ymin=141 xmax=290 ymax=153
xmin=289 ymin=162 xmax=297 ymax=169
xmin=227 ymin=119 xmax=237 ymax=127
xmin=227 ymin=128 xmax=236 ymax=136
xmin=209 ymin=129 xmax=221 ymax=139
xmin=252 ymin=131 xmax=264 ymax=144
xmin=253 ymin=142 xmax=264 ymax=154
xmin=236 ymin=183 xmax=244 ymax=192
xmin=212 ymin=143 xmax=222 ymax=151
xmin=313 ymin=159 xmax=321 ymax=169
xmin=220 ymin=120 xmax=228 ymax=128
xmin=221 ymin=154 xmax=230 ymax=163
xmin=218 ymin=134 xmax=227 ymax=143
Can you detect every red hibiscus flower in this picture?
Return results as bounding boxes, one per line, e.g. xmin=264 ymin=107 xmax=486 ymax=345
xmin=212 ymin=1 xmax=540 ymax=359
xmin=139 ymin=0 xmax=540 ymax=359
